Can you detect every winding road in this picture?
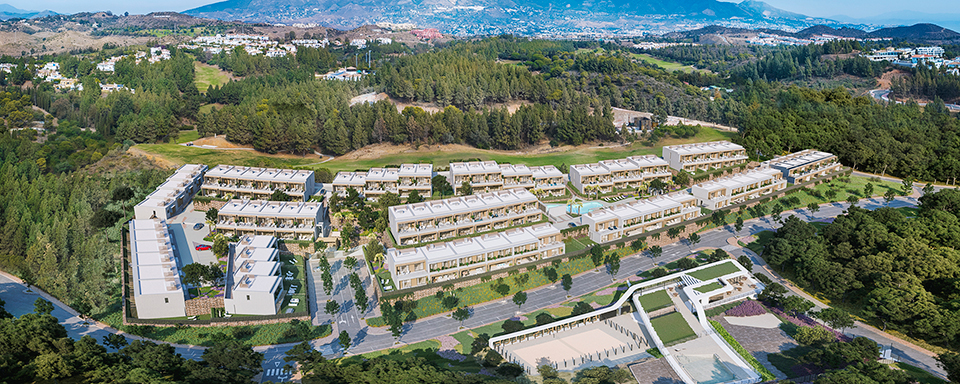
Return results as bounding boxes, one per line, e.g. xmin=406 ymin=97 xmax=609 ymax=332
xmin=0 ymin=195 xmax=948 ymax=381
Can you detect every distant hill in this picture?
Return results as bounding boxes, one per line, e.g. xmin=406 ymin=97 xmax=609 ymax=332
xmin=0 ymin=3 xmax=57 ymax=20
xmin=796 ymin=25 xmax=871 ymax=39
xmin=869 ymin=23 xmax=960 ymax=41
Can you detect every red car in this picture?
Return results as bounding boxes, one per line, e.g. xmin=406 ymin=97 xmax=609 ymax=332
xmin=195 ymin=244 xmax=212 ymax=251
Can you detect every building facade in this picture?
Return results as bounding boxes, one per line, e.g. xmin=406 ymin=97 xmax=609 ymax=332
xmin=129 ymin=219 xmax=186 ymax=319
xmin=762 ymin=149 xmax=841 ymax=184
xmin=201 ymin=165 xmax=316 ymax=201
xmin=581 ymin=193 xmax=701 ymax=243
xmin=216 ymin=200 xmax=322 ymax=240
xmin=388 ymin=188 xmax=543 ymax=246
xmin=569 ymin=155 xmax=672 ymax=195
xmin=662 ymin=141 xmax=748 ymax=172
xmin=691 ymin=167 xmax=786 ymax=209
xmin=449 ymin=161 xmax=504 ymax=194
xmin=386 ymin=223 xmax=564 ymax=289
xmin=331 ymin=164 xmax=433 ymax=199
xmin=530 ymin=165 xmax=566 ymax=197
xmin=134 ymin=164 xmax=208 ymax=221
xmin=223 ymin=235 xmax=285 ymax=315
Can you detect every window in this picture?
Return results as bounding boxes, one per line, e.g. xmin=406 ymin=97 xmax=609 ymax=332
xmin=164 ymin=298 xmax=169 ymax=304
xmin=246 ymin=295 xmax=250 ymax=300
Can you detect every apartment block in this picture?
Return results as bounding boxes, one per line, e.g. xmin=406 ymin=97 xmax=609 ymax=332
xmin=762 ymin=150 xmax=840 ymax=184
xmin=569 ymin=155 xmax=671 ymax=195
xmin=129 ymin=219 xmax=186 ymax=319
xmin=581 ymin=193 xmax=701 ymax=243
xmin=691 ymin=167 xmax=786 ymax=210
xmin=216 ymin=200 xmax=322 ymax=240
xmin=530 ymin=165 xmax=566 ymax=196
xmin=134 ymin=164 xmax=207 ymax=221
xmin=662 ymin=141 xmax=748 ymax=172
xmin=223 ymin=235 xmax=285 ymax=315
xmin=449 ymin=161 xmax=504 ymax=194
xmin=201 ymin=165 xmax=316 ymax=201
xmin=331 ymin=164 xmax=433 ymax=199
xmin=386 ymin=223 xmax=564 ymax=289
xmin=388 ymin=188 xmax=543 ymax=246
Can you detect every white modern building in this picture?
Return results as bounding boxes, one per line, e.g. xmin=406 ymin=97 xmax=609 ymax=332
xmin=762 ymin=150 xmax=841 ymax=184
xmin=500 ymin=163 xmax=535 ymax=190
xmin=223 ymin=235 xmax=285 ymax=315
xmin=691 ymin=167 xmax=786 ymax=209
xmin=386 ymin=223 xmax=564 ymax=289
xmin=581 ymin=192 xmax=701 ymax=243
xmin=332 ymin=164 xmax=433 ymax=199
xmin=530 ymin=165 xmax=566 ymax=197
xmin=388 ymin=188 xmax=543 ymax=246
xmin=569 ymin=155 xmax=672 ymax=195
xmin=449 ymin=161 xmax=504 ymax=194
xmin=129 ymin=219 xmax=186 ymax=319
xmin=662 ymin=141 xmax=748 ymax=172
xmin=134 ymin=164 xmax=208 ymax=221
xmin=216 ymin=200 xmax=323 ymax=240
xmin=201 ymin=165 xmax=316 ymax=201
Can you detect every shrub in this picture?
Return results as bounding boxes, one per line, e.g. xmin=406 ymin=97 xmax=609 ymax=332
xmin=725 ymin=300 xmax=767 ymax=317
xmin=794 ymin=326 xmax=834 ymax=345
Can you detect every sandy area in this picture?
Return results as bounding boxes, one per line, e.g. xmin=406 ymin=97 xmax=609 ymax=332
xmin=612 ymin=107 xmax=738 ymax=132
xmin=0 ymin=30 xmax=163 ymax=57
xmin=128 ymin=146 xmax=180 ymax=169
xmin=191 ymin=136 xmax=251 ymax=149
xmin=877 ymin=69 xmax=911 ymax=90
xmin=723 ymin=313 xmax=782 ymax=329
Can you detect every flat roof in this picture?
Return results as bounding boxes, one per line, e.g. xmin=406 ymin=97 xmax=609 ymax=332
xmin=206 ymin=165 xmax=312 ymax=183
xmin=387 ymin=224 xmax=560 ymax=266
xmin=137 ymin=264 xmax=179 ymax=280
xmin=587 ymin=192 xmax=695 ymax=222
xmin=530 ymin=165 xmax=563 ymax=178
xmin=450 ymin=161 xmax=500 ymax=175
xmin=398 ymin=163 xmax=432 ymax=177
xmin=137 ymin=278 xmax=183 ymax=295
xmin=663 ymin=141 xmax=745 ymax=156
xmin=219 ymin=200 xmax=321 ymax=219
xmin=763 ymin=150 xmax=836 ymax=171
xmin=693 ymin=167 xmax=782 ymax=193
xmin=499 ymin=163 xmax=532 ymax=177
xmin=390 ymin=188 xmax=538 ymax=222
xmin=232 ymin=274 xmax=280 ymax=293
xmin=236 ymin=246 xmax=278 ymax=261
xmin=332 ymin=171 xmax=367 ymax=186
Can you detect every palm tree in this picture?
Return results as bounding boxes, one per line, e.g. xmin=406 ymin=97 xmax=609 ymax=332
xmin=566 ymin=198 xmax=574 ymax=214
xmin=373 ymin=252 xmax=385 ymax=268
xmin=575 ymin=200 xmax=584 ymax=223
xmin=331 ymin=211 xmax=344 ymax=229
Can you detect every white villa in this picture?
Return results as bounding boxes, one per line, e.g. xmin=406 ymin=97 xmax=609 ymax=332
xmin=581 ymin=192 xmax=701 ymax=243
xmin=691 ymin=167 xmax=786 ymax=209
xmin=662 ymin=141 xmax=748 ymax=172
xmin=569 ymin=155 xmax=672 ymax=195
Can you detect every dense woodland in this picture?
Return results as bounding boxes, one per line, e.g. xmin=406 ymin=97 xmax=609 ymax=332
xmin=891 ymin=64 xmax=960 ymax=104
xmin=762 ymin=189 xmax=960 ymax=348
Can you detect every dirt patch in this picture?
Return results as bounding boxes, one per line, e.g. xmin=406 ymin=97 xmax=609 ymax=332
xmin=335 ymin=141 xmax=629 ymax=161
xmin=191 ymin=136 xmax=252 ymax=149
xmin=877 ymin=69 xmax=911 ymax=90
xmin=127 ymin=146 xmax=180 ymax=169
xmin=0 ymin=30 xmax=162 ymax=57
xmin=612 ymin=107 xmax=738 ymax=132
xmin=350 ymin=92 xmax=389 ymax=106
xmin=388 ymin=96 xmax=533 ymax=114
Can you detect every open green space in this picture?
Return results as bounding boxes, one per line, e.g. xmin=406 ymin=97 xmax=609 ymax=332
xmin=135 ymin=143 xmax=321 ymax=169
xmin=175 ymin=130 xmax=200 ymax=144
xmin=564 ymin=236 xmax=597 ymax=253
xmin=650 ymin=312 xmax=696 ymax=346
xmin=895 ymin=362 xmax=950 ymax=384
xmin=695 ymin=282 xmax=724 ymax=294
xmin=766 ymin=345 xmax=813 ymax=378
xmin=687 ymin=262 xmax=740 ymax=281
xmin=637 ymin=290 xmax=673 ymax=312
xmin=630 ymin=53 xmax=709 ymax=74
xmin=194 ymin=62 xmax=230 ymax=92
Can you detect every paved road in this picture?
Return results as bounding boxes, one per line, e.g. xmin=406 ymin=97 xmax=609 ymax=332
xmin=1 ymin=196 xmax=947 ymax=380
xmin=868 ymin=88 xmax=960 ymax=112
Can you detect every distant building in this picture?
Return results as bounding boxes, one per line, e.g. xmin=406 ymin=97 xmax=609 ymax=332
xmin=411 ymin=28 xmax=442 ymax=39
xmin=569 ymin=155 xmax=671 ymax=195
xmin=448 ymin=161 xmax=503 ymax=195
xmin=662 ymin=141 xmax=747 ymax=172
xmin=762 ymin=149 xmax=840 ymax=184
xmin=332 ymin=164 xmax=433 ymax=199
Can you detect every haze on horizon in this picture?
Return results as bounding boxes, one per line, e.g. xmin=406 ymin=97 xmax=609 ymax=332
xmin=2 ymin=0 xmax=955 ymax=20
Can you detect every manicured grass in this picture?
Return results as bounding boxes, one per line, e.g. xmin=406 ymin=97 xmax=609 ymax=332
xmin=709 ymin=319 xmax=777 ymax=381
xmin=694 ymin=282 xmax=723 ymax=294
xmin=650 ymin=312 xmax=696 ymax=346
xmin=687 ymin=262 xmax=740 ymax=281
xmin=451 ymin=330 xmax=476 ymax=354
xmin=176 ymin=130 xmax=200 ymax=144
xmin=896 ymin=362 xmax=949 ymax=384
xmin=630 ymin=53 xmax=709 ymax=74
xmin=136 ymin=143 xmax=321 ymax=169
xmin=194 ymin=62 xmax=230 ymax=92
xmin=564 ymin=236 xmax=596 ymax=253
xmin=637 ymin=290 xmax=673 ymax=312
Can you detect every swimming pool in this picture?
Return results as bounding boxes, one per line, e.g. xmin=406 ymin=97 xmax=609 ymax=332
xmin=546 ymin=201 xmax=606 ymax=215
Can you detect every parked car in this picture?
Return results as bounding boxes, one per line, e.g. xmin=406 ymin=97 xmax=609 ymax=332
xmin=567 ymin=222 xmax=577 ymax=228
xmin=195 ymin=244 xmax=211 ymax=251
xmin=193 ymin=223 xmax=204 ymax=230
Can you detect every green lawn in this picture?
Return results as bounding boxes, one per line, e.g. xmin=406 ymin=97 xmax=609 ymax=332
xmin=194 ymin=62 xmax=230 ymax=92
xmin=650 ymin=312 xmax=696 ymax=346
xmin=176 ymin=130 xmax=200 ymax=144
xmin=135 ymin=143 xmax=321 ymax=169
xmin=630 ymin=53 xmax=709 ymax=73
xmin=695 ymin=282 xmax=724 ymax=294
xmin=896 ymin=362 xmax=949 ymax=384
xmin=687 ymin=262 xmax=740 ymax=281
xmin=637 ymin=290 xmax=673 ymax=311
xmin=744 ymin=231 xmax=775 ymax=256
xmin=564 ymin=236 xmax=596 ymax=253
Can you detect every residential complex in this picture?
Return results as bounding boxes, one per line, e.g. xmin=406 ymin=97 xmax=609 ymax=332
xmin=332 ymin=164 xmax=433 ymax=199
xmin=216 ymin=200 xmax=323 ymax=240
xmin=129 ymin=219 xmax=186 ymax=319
xmin=569 ymin=155 xmax=671 ymax=195
xmin=691 ymin=166 xmax=786 ymax=209
xmin=530 ymin=165 xmax=566 ymax=196
xmin=201 ymin=165 xmax=316 ymax=201
xmin=449 ymin=161 xmax=505 ymax=194
xmin=662 ymin=141 xmax=748 ymax=172
xmin=763 ymin=150 xmax=841 ymax=183
xmin=134 ymin=164 xmax=208 ymax=221
xmin=223 ymin=235 xmax=285 ymax=316
xmin=581 ymin=192 xmax=701 ymax=243
xmin=386 ymin=223 xmax=564 ymax=289
xmin=388 ymin=188 xmax=543 ymax=246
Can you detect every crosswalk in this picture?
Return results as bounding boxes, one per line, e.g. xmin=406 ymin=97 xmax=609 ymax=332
xmin=263 ymin=368 xmax=292 ymax=377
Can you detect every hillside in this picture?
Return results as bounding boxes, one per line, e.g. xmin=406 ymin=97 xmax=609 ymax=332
xmin=869 ymin=23 xmax=960 ymax=41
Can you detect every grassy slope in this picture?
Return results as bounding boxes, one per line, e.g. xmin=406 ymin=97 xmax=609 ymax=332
xmin=630 ymin=53 xmax=708 ymax=74
xmin=194 ymin=62 xmax=230 ymax=93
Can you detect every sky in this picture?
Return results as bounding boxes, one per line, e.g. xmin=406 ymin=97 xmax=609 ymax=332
xmin=2 ymin=0 xmax=956 ymax=18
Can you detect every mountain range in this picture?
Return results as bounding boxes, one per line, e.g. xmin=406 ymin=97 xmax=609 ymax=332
xmin=669 ymin=23 xmax=960 ymax=43
xmin=0 ymin=4 xmax=57 ymax=20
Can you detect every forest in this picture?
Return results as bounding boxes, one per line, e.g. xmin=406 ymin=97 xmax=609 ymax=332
xmin=891 ymin=64 xmax=960 ymax=104
xmin=761 ymin=189 xmax=960 ymax=348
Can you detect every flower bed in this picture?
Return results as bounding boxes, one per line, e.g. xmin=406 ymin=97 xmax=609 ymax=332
xmin=725 ymin=300 xmax=767 ymax=317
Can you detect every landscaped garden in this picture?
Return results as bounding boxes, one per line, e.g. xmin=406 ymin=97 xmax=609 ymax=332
xmin=564 ymin=236 xmax=597 ymax=252
xmin=687 ymin=262 xmax=740 ymax=281
xmin=649 ymin=312 xmax=696 ymax=345
xmin=637 ymin=290 xmax=673 ymax=311
xmin=694 ymin=282 xmax=724 ymax=294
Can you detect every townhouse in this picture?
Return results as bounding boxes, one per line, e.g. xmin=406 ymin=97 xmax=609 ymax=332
xmin=386 ymin=223 xmax=564 ymax=289
xmin=500 ymin=164 xmax=535 ymax=190
xmin=201 ymin=165 xmax=316 ymax=201
xmin=331 ymin=164 xmax=433 ymax=199
xmin=449 ymin=161 xmax=504 ymax=194
xmin=762 ymin=150 xmax=841 ymax=184
xmin=388 ymin=188 xmax=543 ymax=246
xmin=216 ymin=200 xmax=322 ymax=240
xmin=134 ymin=164 xmax=208 ymax=221
xmin=223 ymin=235 xmax=285 ymax=315
xmin=569 ymin=155 xmax=672 ymax=195
xmin=662 ymin=141 xmax=748 ymax=172
xmin=129 ymin=219 xmax=186 ymax=319
xmin=530 ymin=165 xmax=565 ymax=197
xmin=581 ymin=192 xmax=701 ymax=243
xmin=691 ymin=166 xmax=786 ymax=210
